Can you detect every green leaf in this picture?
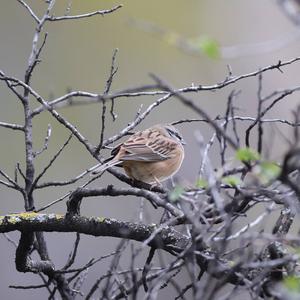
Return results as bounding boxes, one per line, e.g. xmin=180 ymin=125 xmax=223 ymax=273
xmin=198 ymin=37 xmax=220 ymax=59
xmin=283 ymin=276 xmax=300 ymax=292
xmin=222 ymin=176 xmax=242 ymax=187
xmin=195 ymin=178 xmax=208 ymax=189
xmin=236 ymin=148 xmax=260 ymax=163
xmin=259 ymin=161 xmax=281 ymax=182
xmin=189 ymin=36 xmax=220 ymax=59
xmin=168 ymin=186 xmax=184 ymax=202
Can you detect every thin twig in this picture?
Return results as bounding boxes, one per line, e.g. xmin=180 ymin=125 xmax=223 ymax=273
xmin=31 ymin=134 xmax=73 ymax=191
xmin=17 ymin=0 xmax=40 ymax=23
xmin=0 ymin=121 xmax=24 ymax=131
xmin=46 ymin=5 xmax=123 ymax=21
xmin=33 ymin=124 xmax=52 ymax=157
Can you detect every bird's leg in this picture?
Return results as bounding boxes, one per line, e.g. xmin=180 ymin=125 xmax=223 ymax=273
xmin=149 ymin=176 xmax=162 ymax=190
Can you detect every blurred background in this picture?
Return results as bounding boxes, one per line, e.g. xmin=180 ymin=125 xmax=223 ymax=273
xmin=0 ymin=0 xmax=300 ymax=298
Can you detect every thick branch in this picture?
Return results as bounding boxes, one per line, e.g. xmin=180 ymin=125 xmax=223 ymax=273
xmin=0 ymin=213 xmax=189 ymax=254
xmin=15 ymin=231 xmax=54 ymax=273
xmin=1 ymin=212 xmax=246 ymax=286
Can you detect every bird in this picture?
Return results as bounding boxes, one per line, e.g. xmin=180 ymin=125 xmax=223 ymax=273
xmin=92 ymin=124 xmax=185 ymax=184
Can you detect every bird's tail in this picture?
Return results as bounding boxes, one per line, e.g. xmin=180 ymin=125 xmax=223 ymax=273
xmin=91 ymin=159 xmax=121 ymax=175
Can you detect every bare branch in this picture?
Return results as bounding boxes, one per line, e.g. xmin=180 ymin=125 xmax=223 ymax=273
xmin=102 ymin=92 xmax=172 ymax=147
xmin=0 ymin=121 xmax=24 ymax=131
xmin=245 ymin=88 xmax=295 ymax=148
xmin=33 ymin=124 xmax=52 ymax=157
xmin=0 ymin=71 xmax=95 ymax=155
xmin=0 ymin=179 xmax=16 ymax=189
xmin=62 ymin=233 xmax=80 ymax=271
xmin=96 ymin=49 xmax=119 ymax=153
xmin=45 ymin=4 xmax=123 ymax=21
xmin=0 ymin=169 xmax=24 ymax=192
xmin=67 ymin=186 xmax=183 ymax=217
xmin=0 ymin=213 xmax=189 ymax=254
xmin=9 ymin=283 xmax=48 ymax=290
xmin=17 ymin=0 xmax=40 ymax=23
xmin=151 ymin=74 xmax=239 ymax=150
xmin=32 ymin=133 xmax=73 ymax=191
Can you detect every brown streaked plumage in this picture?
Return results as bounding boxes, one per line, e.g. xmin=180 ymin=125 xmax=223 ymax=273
xmin=92 ymin=124 xmax=185 ymax=184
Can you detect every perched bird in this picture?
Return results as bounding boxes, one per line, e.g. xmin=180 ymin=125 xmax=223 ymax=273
xmin=92 ymin=124 xmax=185 ymax=184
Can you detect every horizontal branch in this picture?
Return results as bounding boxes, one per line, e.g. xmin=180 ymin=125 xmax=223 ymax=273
xmin=0 ymin=213 xmax=189 ymax=254
xmin=0 ymin=121 xmax=24 ymax=131
xmin=30 ymin=58 xmax=300 ymax=119
xmin=67 ymin=186 xmax=183 ymax=217
xmin=46 ymin=5 xmax=123 ymax=22
xmin=31 ymin=85 xmax=163 ymax=116
xmin=1 ymin=213 xmax=247 ymax=286
xmin=178 ymin=57 xmax=300 ymax=92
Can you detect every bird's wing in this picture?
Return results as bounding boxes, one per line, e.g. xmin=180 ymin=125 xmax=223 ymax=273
xmin=119 ymin=129 xmax=177 ymax=162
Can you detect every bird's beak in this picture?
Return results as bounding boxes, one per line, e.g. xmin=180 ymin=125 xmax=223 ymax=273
xmin=181 ymin=139 xmax=186 ymax=145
